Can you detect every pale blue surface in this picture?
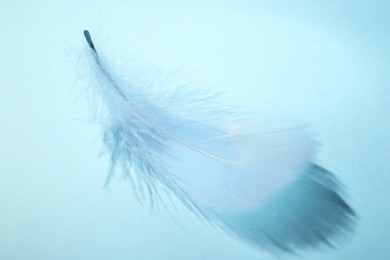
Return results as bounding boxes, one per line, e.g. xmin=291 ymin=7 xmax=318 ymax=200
xmin=1 ymin=1 xmax=389 ymax=259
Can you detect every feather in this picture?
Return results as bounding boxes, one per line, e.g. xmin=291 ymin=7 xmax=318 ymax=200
xmin=81 ymin=30 xmax=356 ymax=253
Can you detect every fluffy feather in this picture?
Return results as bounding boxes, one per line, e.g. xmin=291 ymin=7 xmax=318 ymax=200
xmin=81 ymin=30 xmax=355 ymax=253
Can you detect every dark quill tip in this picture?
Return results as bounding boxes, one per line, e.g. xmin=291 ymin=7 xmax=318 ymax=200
xmin=84 ymin=30 xmax=96 ymax=52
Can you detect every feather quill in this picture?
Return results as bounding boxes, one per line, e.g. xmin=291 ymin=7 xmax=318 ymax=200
xmin=82 ymin=30 xmax=355 ymax=253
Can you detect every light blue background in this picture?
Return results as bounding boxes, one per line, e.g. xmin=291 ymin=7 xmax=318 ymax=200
xmin=1 ymin=1 xmax=389 ymax=259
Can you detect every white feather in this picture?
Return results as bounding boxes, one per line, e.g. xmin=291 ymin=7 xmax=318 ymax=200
xmin=82 ymin=30 xmax=355 ymax=253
